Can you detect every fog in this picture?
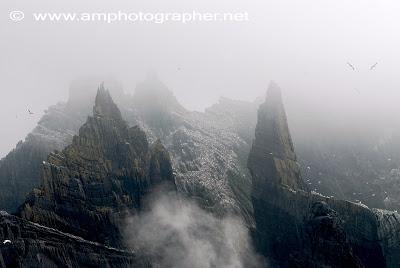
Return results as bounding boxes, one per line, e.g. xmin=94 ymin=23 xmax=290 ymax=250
xmin=1 ymin=0 xmax=400 ymax=157
xmin=124 ymin=192 xmax=264 ymax=268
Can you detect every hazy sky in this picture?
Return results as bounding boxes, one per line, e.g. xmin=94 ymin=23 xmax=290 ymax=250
xmin=1 ymin=0 xmax=400 ymax=157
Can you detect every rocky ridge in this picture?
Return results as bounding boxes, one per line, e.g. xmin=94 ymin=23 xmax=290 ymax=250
xmin=0 ymin=77 xmax=399 ymax=267
xmin=0 ymin=76 xmax=256 ymax=226
xmin=124 ymin=75 xmax=255 ymax=223
xmin=0 ymin=102 xmax=85 ymax=213
xmin=17 ymin=85 xmax=175 ymax=248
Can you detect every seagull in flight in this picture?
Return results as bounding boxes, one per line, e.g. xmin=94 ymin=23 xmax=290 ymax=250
xmin=370 ymin=62 xmax=378 ymax=70
xmin=347 ymin=62 xmax=356 ymax=71
xmin=3 ymin=240 xmax=11 ymax=245
xmin=28 ymin=109 xmax=34 ymax=115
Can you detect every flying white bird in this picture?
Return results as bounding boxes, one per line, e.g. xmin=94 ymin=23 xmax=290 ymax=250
xmin=3 ymin=240 xmax=11 ymax=245
xmin=347 ymin=62 xmax=356 ymax=71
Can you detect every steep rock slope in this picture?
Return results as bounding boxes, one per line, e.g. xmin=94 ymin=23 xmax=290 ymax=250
xmin=18 ymin=86 xmax=175 ymax=247
xmin=249 ymin=85 xmax=390 ymax=267
xmin=4 ymin=75 xmax=400 ymax=237
xmin=294 ymin=131 xmax=395 ymax=209
xmin=0 ymin=211 xmax=148 ymax=268
xmin=125 ymin=75 xmax=254 ymax=224
xmin=374 ymin=209 xmax=400 ymax=267
xmin=0 ymin=77 xmax=256 ymax=226
xmin=248 ymin=82 xmax=307 ymax=192
xmin=0 ymin=103 xmax=85 ymax=213
xmin=0 ymin=78 xmax=128 ymax=214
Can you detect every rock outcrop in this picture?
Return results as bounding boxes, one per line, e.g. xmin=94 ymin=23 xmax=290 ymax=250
xmin=2 ymin=77 xmax=400 ymax=267
xmin=374 ymin=209 xmax=400 ymax=267
xmin=18 ymin=85 xmax=175 ymax=248
xmin=248 ymin=82 xmax=308 ymax=193
xmin=0 ymin=78 xmax=129 ymax=214
xmin=0 ymin=75 xmax=257 ymax=226
xmin=126 ymin=75 xmax=255 ymax=224
xmin=0 ymin=211 xmax=148 ymax=268
xmin=0 ymin=103 xmax=85 ymax=213
xmin=249 ymin=83 xmax=389 ymax=267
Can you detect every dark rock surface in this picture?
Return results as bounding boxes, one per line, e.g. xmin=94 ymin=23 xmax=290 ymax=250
xmin=0 ymin=102 xmax=85 ymax=213
xmin=18 ymin=85 xmax=175 ymax=248
xmin=3 ymin=76 xmax=400 ymax=218
xmin=249 ymin=84 xmax=398 ymax=267
xmin=0 ymin=211 xmax=148 ymax=268
xmin=1 ymin=77 xmax=400 ymax=267
xmin=0 ymin=78 xmax=127 ymax=214
xmin=0 ymin=76 xmax=256 ymax=226
xmin=248 ymin=82 xmax=308 ymax=192
xmin=374 ymin=208 xmax=400 ymax=267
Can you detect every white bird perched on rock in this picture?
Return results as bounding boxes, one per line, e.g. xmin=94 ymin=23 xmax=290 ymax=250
xmin=3 ymin=240 xmax=11 ymax=245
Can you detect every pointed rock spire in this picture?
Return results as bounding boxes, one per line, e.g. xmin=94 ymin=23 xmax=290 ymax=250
xmin=257 ymin=81 xmax=297 ymax=160
xmin=93 ymin=83 xmax=123 ymax=122
xmin=248 ymin=82 xmax=307 ymax=193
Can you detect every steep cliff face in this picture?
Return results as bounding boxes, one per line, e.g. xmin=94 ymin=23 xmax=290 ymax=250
xmin=18 ymin=85 xmax=175 ymax=248
xmin=249 ymin=84 xmax=388 ymax=267
xmin=0 ymin=78 xmax=129 ymax=214
xmin=374 ymin=209 xmax=400 ymax=267
xmin=0 ymin=103 xmax=86 ymax=213
xmin=0 ymin=211 xmax=148 ymax=268
xmin=248 ymin=82 xmax=307 ymax=193
xmin=0 ymin=76 xmax=256 ymax=226
xmin=125 ymin=75 xmax=255 ymax=224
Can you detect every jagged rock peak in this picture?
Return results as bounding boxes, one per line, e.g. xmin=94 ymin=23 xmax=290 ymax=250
xmin=18 ymin=84 xmax=176 ymax=247
xmin=256 ymin=81 xmax=296 ymax=161
xmin=93 ymin=83 xmax=123 ymax=121
xmin=248 ymin=81 xmax=307 ymax=191
xmin=133 ymin=72 xmax=187 ymax=115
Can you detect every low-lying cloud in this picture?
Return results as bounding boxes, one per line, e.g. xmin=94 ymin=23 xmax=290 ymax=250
xmin=124 ymin=193 xmax=264 ymax=268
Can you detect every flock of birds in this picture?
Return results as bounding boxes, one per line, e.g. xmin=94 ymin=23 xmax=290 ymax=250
xmin=347 ymin=61 xmax=378 ymax=94
xmin=347 ymin=61 xmax=378 ymax=71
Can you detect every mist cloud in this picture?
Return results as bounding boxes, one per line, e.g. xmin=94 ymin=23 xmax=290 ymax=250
xmin=2 ymin=1 xmax=400 ymax=157
xmin=124 ymin=193 xmax=264 ymax=268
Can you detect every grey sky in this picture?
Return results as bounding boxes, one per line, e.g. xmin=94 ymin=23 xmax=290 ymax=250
xmin=1 ymin=0 xmax=400 ymax=157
